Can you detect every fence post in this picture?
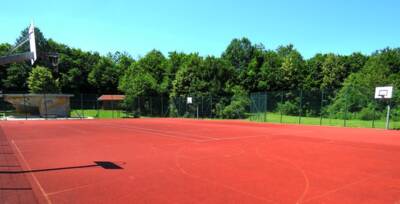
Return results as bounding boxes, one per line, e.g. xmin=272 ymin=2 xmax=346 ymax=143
xmin=264 ymin=92 xmax=268 ymax=122
xmin=44 ymin=93 xmax=48 ymax=120
xmin=80 ymin=94 xmax=84 ymax=119
xmin=138 ymin=96 xmax=141 ymax=116
xmin=344 ymin=90 xmax=348 ymax=127
xmin=210 ymin=95 xmax=213 ymax=118
xmin=196 ymin=104 xmax=199 ymax=119
xmin=111 ymin=96 xmax=114 ymax=118
xmin=299 ymin=90 xmax=303 ymax=124
xmin=161 ymin=95 xmax=163 ymax=117
xmin=201 ymin=95 xmax=204 ymax=118
xmin=23 ymin=93 xmax=28 ymax=120
xmin=96 ymin=95 xmax=100 ymax=118
xmin=372 ymin=101 xmax=376 ymax=128
xmin=0 ymin=92 xmax=4 ymax=120
xmin=320 ymin=90 xmax=324 ymax=126
xmin=280 ymin=91 xmax=283 ymax=123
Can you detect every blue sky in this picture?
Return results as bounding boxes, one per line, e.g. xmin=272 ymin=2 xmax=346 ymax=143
xmin=1 ymin=0 xmax=399 ymax=59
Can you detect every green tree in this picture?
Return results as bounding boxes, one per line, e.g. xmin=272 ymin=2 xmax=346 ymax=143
xmin=119 ymin=63 xmax=158 ymax=97
xmin=303 ymin=53 xmax=328 ymax=90
xmin=327 ymin=48 xmax=400 ymax=118
xmin=88 ymin=56 xmax=120 ymax=93
xmin=277 ymin=45 xmax=305 ymax=90
xmin=2 ymin=63 xmax=31 ymax=91
xmin=171 ymin=54 xmax=203 ymax=97
xmin=60 ymin=68 xmax=83 ymax=93
xmin=216 ymin=86 xmax=250 ymax=119
xmin=162 ymin=52 xmax=188 ymax=93
xmin=320 ymin=54 xmax=346 ymax=90
xmin=222 ymin=37 xmax=255 ymax=71
xmin=112 ymin=51 xmax=135 ymax=71
xmin=48 ymin=39 xmax=101 ymax=93
xmin=257 ymin=50 xmax=282 ymax=91
xmin=0 ymin=43 xmax=13 ymax=89
xmin=118 ymin=63 xmax=158 ymax=111
xmin=118 ymin=50 xmax=168 ymax=113
xmin=27 ymin=66 xmax=60 ymax=93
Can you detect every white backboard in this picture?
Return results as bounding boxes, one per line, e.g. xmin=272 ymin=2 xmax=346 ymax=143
xmin=187 ymin=97 xmax=192 ymax=104
xmin=375 ymin=86 xmax=393 ymax=99
xmin=29 ymin=22 xmax=37 ymax=65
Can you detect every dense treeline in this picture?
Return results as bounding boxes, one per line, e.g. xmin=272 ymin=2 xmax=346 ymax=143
xmin=0 ymin=26 xmax=399 ymax=118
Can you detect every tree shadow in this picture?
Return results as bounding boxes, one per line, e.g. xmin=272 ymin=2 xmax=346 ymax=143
xmin=0 ymin=161 xmax=123 ymax=174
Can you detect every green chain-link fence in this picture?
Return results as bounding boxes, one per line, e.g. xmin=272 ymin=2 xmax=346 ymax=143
xmin=1 ymin=89 xmax=399 ymax=129
xmin=249 ymin=88 xmax=399 ymax=129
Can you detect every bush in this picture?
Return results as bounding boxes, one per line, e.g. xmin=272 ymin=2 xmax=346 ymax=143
xmin=217 ymin=86 xmax=250 ymax=119
xmin=358 ymin=104 xmax=381 ymax=120
xmin=168 ymin=104 xmax=179 ymax=117
xmin=219 ymin=100 xmax=248 ymax=119
xmin=277 ymin=101 xmax=298 ymax=115
xmin=27 ymin=66 xmax=60 ymax=93
xmin=392 ymin=108 xmax=400 ymax=122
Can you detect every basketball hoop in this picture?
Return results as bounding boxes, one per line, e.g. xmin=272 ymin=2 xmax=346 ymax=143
xmin=48 ymin=52 xmax=59 ymax=67
xmin=375 ymin=86 xmax=393 ymax=99
xmin=375 ymin=86 xmax=394 ymax=129
xmin=187 ymin=97 xmax=193 ymax=104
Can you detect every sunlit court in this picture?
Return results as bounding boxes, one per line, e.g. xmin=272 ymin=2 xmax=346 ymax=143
xmin=1 ymin=118 xmax=399 ymax=203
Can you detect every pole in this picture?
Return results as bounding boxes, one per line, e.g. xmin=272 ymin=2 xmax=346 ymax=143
xmin=344 ymin=91 xmax=348 ymax=127
xmin=44 ymin=93 xmax=48 ymax=120
xmin=80 ymin=94 xmax=84 ymax=119
xmin=96 ymin=95 xmax=99 ymax=118
xmin=23 ymin=93 xmax=28 ymax=120
xmin=150 ymin=97 xmax=152 ymax=116
xmin=280 ymin=91 xmax=283 ymax=123
xmin=161 ymin=95 xmax=164 ymax=117
xmin=111 ymin=96 xmax=114 ymax=119
xmin=264 ymin=92 xmax=268 ymax=122
xmin=197 ymin=105 xmax=199 ymax=119
xmin=372 ymin=103 xmax=376 ymax=128
xmin=320 ymin=90 xmax=324 ymax=126
xmin=386 ymin=104 xmax=391 ymax=130
xmin=299 ymin=90 xmax=302 ymax=124
xmin=138 ymin=96 xmax=141 ymax=116
xmin=1 ymin=92 xmax=5 ymax=120
xmin=201 ymin=96 xmax=204 ymax=118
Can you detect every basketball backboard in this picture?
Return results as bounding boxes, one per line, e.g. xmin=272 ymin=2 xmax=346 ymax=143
xmin=0 ymin=22 xmax=37 ymax=66
xmin=29 ymin=22 xmax=37 ymax=65
xmin=374 ymin=86 xmax=393 ymax=99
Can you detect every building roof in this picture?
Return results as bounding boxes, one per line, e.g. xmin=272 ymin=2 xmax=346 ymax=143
xmin=1 ymin=94 xmax=74 ymax=98
xmin=97 ymin=95 xmax=125 ymax=101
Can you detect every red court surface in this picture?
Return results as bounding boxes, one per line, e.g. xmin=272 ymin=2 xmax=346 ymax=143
xmin=0 ymin=118 xmax=400 ymax=204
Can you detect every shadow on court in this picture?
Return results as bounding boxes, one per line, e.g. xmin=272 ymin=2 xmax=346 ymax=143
xmin=0 ymin=161 xmax=123 ymax=174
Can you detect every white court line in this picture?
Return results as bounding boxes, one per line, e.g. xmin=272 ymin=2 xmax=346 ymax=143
xmin=199 ymin=135 xmax=268 ymax=142
xmin=108 ymin=123 xmax=216 ymax=140
xmin=11 ymin=140 xmax=52 ymax=204
xmin=101 ymin=123 xmax=207 ymax=142
xmin=174 ymin=146 xmax=278 ymax=204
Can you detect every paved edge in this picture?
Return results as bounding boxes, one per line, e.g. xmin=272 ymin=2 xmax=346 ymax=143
xmin=0 ymin=124 xmax=49 ymax=204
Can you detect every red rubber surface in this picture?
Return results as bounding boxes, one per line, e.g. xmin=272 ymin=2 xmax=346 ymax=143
xmin=1 ymin=118 xmax=400 ymax=204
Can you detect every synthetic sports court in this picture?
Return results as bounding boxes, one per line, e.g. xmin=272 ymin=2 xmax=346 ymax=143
xmin=0 ymin=118 xmax=399 ymax=203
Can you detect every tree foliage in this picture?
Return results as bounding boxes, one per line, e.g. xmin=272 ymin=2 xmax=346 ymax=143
xmin=1 ymin=26 xmax=399 ymax=120
xmin=27 ymin=66 xmax=60 ymax=93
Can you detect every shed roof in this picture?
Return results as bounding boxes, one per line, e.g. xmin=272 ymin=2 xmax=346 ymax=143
xmin=97 ymin=95 xmax=125 ymax=101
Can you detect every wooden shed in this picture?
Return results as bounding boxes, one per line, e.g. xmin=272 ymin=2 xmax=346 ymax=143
xmin=97 ymin=95 xmax=125 ymax=109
